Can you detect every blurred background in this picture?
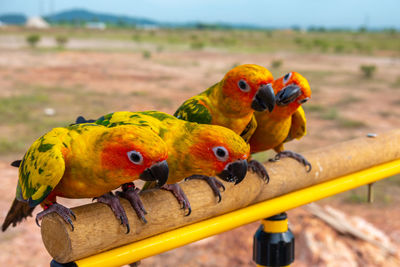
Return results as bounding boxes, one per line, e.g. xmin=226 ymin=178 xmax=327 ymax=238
xmin=0 ymin=0 xmax=399 ymax=266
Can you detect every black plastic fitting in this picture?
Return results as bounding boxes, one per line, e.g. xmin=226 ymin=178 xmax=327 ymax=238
xmin=253 ymin=213 xmax=295 ymax=267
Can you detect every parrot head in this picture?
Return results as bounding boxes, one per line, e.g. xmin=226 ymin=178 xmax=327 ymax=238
xmin=274 ymin=72 xmax=311 ymax=112
xmin=220 ymin=64 xmax=275 ymax=115
xmin=99 ymin=125 xmax=169 ymax=187
xmin=189 ymin=124 xmax=250 ymax=185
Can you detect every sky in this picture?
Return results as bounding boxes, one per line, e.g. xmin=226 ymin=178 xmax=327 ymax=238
xmin=0 ymin=0 xmax=399 ymax=29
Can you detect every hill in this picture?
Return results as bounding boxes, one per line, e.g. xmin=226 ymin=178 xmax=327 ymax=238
xmin=44 ymin=9 xmax=158 ymax=27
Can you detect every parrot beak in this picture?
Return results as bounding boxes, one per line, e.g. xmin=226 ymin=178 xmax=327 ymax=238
xmin=139 ymin=160 xmax=169 ymax=187
xmin=276 ymin=84 xmax=302 ymax=106
xmin=217 ymin=159 xmax=248 ymax=185
xmin=251 ymin=83 xmax=275 ymax=112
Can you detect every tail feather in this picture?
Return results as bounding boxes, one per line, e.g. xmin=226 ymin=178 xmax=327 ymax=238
xmin=2 ymin=198 xmax=35 ymax=232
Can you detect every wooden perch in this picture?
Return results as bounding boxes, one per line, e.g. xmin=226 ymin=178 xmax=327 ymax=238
xmin=41 ymin=129 xmax=400 ymax=263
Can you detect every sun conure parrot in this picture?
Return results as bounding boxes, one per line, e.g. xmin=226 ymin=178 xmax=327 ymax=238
xmin=249 ymin=71 xmax=312 ymax=170
xmin=2 ymin=123 xmax=169 ymax=233
xmin=174 ymin=64 xmax=275 ymax=180
xmin=83 ymin=111 xmax=249 ymax=215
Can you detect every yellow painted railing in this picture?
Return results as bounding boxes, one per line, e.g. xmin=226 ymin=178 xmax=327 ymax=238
xmin=75 ymin=159 xmax=400 ymax=267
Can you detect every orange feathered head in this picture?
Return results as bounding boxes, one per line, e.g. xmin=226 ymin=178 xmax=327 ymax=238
xmin=100 ymin=125 xmax=169 ymax=186
xmin=220 ymin=64 xmax=275 ymax=115
xmin=188 ymin=124 xmax=250 ymax=184
xmin=274 ymin=71 xmax=311 ymax=114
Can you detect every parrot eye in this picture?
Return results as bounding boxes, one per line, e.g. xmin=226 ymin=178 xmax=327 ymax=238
xmin=127 ymin=150 xmax=143 ymax=165
xmin=298 ymin=97 xmax=309 ymax=104
xmin=238 ymin=80 xmax=250 ymax=92
xmin=283 ymin=73 xmax=292 ymax=84
xmin=212 ymin=146 xmax=229 ymax=162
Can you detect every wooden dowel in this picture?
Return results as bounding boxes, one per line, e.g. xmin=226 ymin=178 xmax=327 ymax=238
xmin=41 ymin=129 xmax=400 ymax=263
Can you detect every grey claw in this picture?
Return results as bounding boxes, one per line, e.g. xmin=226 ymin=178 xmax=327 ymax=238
xmin=70 ymin=210 xmax=76 ymax=220
xmin=67 ymin=218 xmax=74 ymax=231
xmin=185 ymin=207 xmax=192 ymax=217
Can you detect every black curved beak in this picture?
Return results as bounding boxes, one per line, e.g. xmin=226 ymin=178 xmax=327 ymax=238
xmin=217 ymin=159 xmax=248 ymax=185
xmin=139 ymin=160 xmax=169 ymax=187
xmin=251 ymin=83 xmax=275 ymax=112
xmin=276 ymin=84 xmax=302 ymax=106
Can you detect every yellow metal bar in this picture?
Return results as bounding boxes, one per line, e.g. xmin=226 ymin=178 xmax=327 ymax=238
xmin=76 ymin=159 xmax=400 ymax=267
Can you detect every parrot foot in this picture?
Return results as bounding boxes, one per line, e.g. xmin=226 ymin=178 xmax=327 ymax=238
xmin=248 ymin=160 xmax=270 ymax=183
xmin=271 ymin=150 xmax=312 ymax=172
xmin=161 ymin=184 xmax=192 ymax=216
xmin=116 ymin=183 xmax=148 ymax=225
xmin=185 ymin=175 xmax=225 ymax=203
xmin=94 ymin=192 xmax=131 ymax=234
xmin=36 ymin=202 xmax=76 ymax=231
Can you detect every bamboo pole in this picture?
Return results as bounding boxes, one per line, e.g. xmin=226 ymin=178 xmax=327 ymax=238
xmin=41 ymin=129 xmax=400 ymax=263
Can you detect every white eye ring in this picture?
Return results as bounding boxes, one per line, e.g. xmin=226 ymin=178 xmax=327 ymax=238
xmin=127 ymin=150 xmax=143 ymax=165
xmin=283 ymin=72 xmax=292 ymax=84
xmin=212 ymin=146 xmax=229 ymax=162
xmin=237 ymin=79 xmax=250 ymax=92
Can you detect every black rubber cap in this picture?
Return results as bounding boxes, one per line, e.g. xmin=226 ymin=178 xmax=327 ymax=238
xmin=50 ymin=260 xmax=77 ymax=267
xmin=266 ymin=212 xmax=287 ymax=221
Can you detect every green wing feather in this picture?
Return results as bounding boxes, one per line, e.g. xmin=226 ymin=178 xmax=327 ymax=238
xmin=17 ymin=128 xmax=67 ymax=207
xmin=240 ymin=114 xmax=258 ymax=143
xmin=284 ymin=106 xmax=307 ymax=143
xmin=174 ymin=98 xmax=212 ymax=124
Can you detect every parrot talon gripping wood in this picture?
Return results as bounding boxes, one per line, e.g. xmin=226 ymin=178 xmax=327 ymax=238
xmin=161 ymin=184 xmax=192 ymax=216
xmin=185 ymin=175 xmax=226 ymax=203
xmin=95 ymin=192 xmax=131 ymax=233
xmin=117 ymin=184 xmax=148 ymax=225
xmin=36 ymin=202 xmax=76 ymax=231
xmin=274 ymin=150 xmax=312 ymax=172
xmin=248 ymin=160 xmax=270 ymax=183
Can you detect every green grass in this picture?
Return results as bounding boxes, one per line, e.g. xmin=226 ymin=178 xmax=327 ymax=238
xmin=320 ymin=108 xmax=339 ymax=120
xmin=142 ymin=50 xmax=152 ymax=59
xmin=154 ymin=97 xmax=173 ymax=108
xmin=336 ymin=95 xmax=362 ymax=106
xmin=0 ymin=138 xmax=27 ymax=153
xmin=0 ymin=93 xmax=50 ymax=123
xmin=336 ymin=117 xmax=366 ymax=128
xmin=341 ymin=180 xmax=395 ymax=205
xmin=2 ymin=27 xmax=400 ymax=55
xmin=391 ymin=77 xmax=400 ymax=88
xmin=130 ymin=91 xmax=149 ymax=97
xmin=297 ymin=70 xmax=334 ymax=81
xmin=344 ymin=191 xmax=366 ymax=203
xmin=303 ymin=104 xmax=367 ymax=128
xmin=0 ymin=84 xmax=142 ymax=156
xmin=303 ymin=104 xmax=325 ymax=112
xmin=378 ymin=111 xmax=391 ymax=118
xmin=387 ymin=174 xmax=400 ymax=186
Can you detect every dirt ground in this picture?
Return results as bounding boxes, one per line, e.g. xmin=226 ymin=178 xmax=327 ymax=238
xmin=0 ymin=34 xmax=399 ymax=266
